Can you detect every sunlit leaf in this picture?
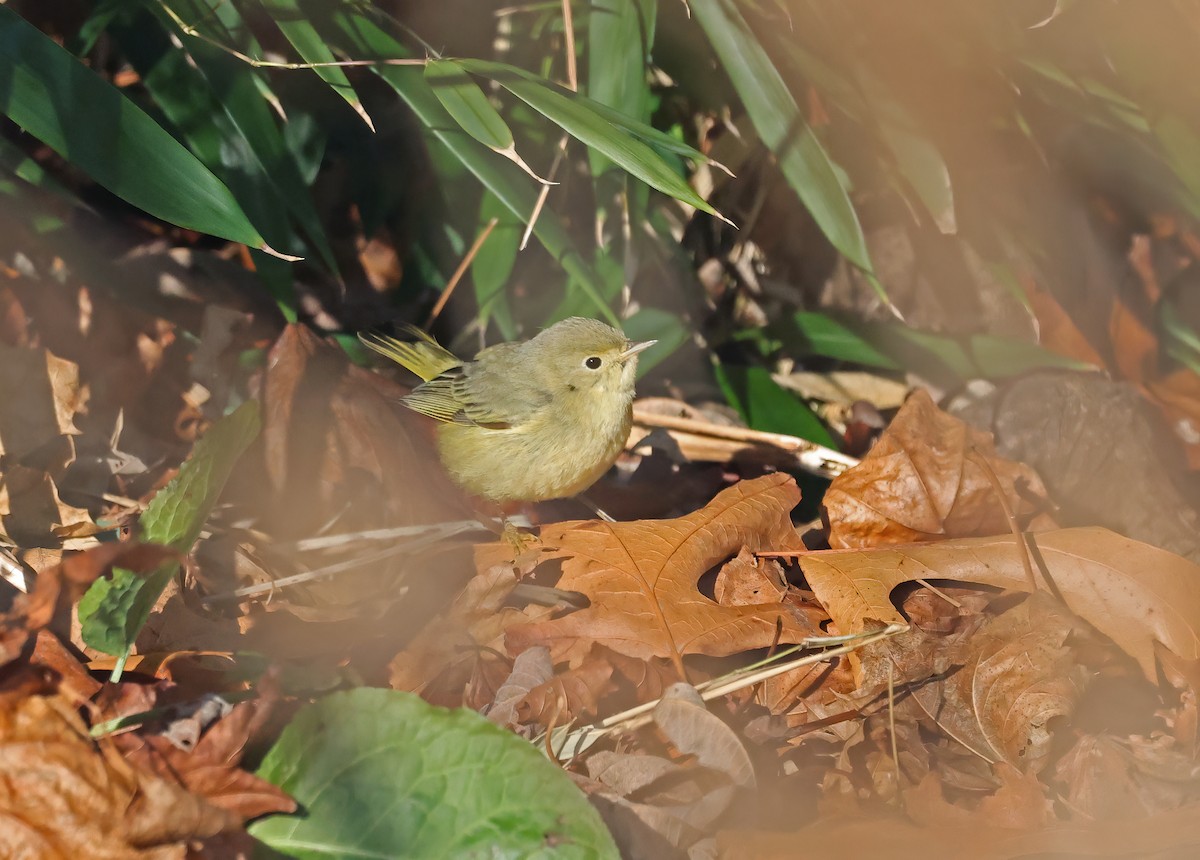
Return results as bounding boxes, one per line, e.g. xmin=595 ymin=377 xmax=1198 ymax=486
xmin=0 ymin=6 xmax=267 ymax=249
xmin=689 ymin=0 xmax=872 ymax=272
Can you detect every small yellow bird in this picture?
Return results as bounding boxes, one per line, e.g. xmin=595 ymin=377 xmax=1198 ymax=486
xmin=359 ymin=318 xmax=655 ymax=504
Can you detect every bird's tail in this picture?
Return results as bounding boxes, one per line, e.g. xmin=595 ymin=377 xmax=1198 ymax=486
xmin=358 ymin=324 xmax=460 ymax=382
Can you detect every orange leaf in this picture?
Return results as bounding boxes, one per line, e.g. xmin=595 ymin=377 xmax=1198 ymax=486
xmin=799 ymin=527 xmax=1200 ymax=681
xmin=507 ymin=474 xmax=823 ymax=674
xmin=824 ymin=389 xmax=1049 ymax=548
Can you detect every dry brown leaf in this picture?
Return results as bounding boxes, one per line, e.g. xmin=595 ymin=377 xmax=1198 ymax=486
xmin=116 ymin=691 xmax=294 ymax=823
xmin=909 ymin=595 xmax=1084 ymax=773
xmin=1021 ymin=278 xmax=1106 ymax=369
xmin=800 ymin=527 xmax=1200 ymax=682
xmin=0 ymin=676 xmax=238 ymax=859
xmin=515 ymin=652 xmax=616 ymax=727
xmin=824 ymin=389 xmax=1049 ymax=549
xmin=714 ymin=548 xmax=787 ymax=607
xmin=0 ymin=343 xmax=85 ymax=459
xmin=1055 ymin=733 xmax=1200 ymax=820
xmin=716 ymin=801 xmax=1200 ymax=859
xmin=0 ymin=463 xmax=94 ymax=547
xmin=506 ymin=474 xmax=822 ymax=672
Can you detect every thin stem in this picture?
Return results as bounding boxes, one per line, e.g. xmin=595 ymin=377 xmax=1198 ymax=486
xmin=426 ymin=218 xmax=500 ymax=328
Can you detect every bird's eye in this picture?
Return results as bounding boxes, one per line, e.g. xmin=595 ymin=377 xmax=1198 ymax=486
xmin=584 ymin=356 xmax=602 ymax=370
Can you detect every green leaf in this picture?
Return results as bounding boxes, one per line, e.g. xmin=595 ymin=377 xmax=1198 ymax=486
xmin=715 ymin=362 xmax=837 ymax=448
xmin=780 ymin=312 xmax=1096 ymax=382
xmin=0 ymin=6 xmax=267 ymax=249
xmin=426 ymin=59 xmax=514 ymax=151
xmin=251 ymin=688 xmax=620 ymax=859
xmin=457 ymin=59 xmax=730 ymax=223
xmin=587 ymin=0 xmax=656 ymax=177
xmin=784 ymin=312 xmax=901 ymax=369
xmin=79 ymin=401 xmax=261 ymax=659
xmin=472 ymin=190 xmax=521 ymax=339
xmin=257 ymin=0 xmax=375 ymax=130
xmin=140 ymin=401 xmax=262 ymax=550
xmin=321 ymin=9 xmax=620 ymax=323
xmin=688 ymin=0 xmax=873 ymax=272
xmin=77 ymin=566 xmax=174 ymax=659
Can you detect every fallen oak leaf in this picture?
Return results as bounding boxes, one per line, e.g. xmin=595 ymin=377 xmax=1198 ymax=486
xmin=507 ymin=474 xmax=823 ymax=675
xmin=798 ymin=527 xmax=1200 ymax=682
xmin=824 ymin=389 xmax=1050 ymax=549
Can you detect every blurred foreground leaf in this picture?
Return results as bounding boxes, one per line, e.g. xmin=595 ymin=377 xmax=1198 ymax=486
xmin=251 ymin=687 xmax=619 ymax=859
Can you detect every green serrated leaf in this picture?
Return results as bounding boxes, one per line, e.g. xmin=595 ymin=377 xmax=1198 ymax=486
xmin=79 ymin=401 xmax=262 ymax=659
xmin=77 ymin=566 xmax=174 ymax=659
xmin=251 ymin=688 xmax=620 ymax=859
xmin=140 ymin=401 xmax=262 ymax=550
xmin=0 ymin=6 xmax=266 ymax=248
xmin=689 ymin=0 xmax=873 ymax=272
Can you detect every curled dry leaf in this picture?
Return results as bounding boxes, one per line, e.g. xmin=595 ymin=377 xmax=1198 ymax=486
xmin=0 ymin=342 xmax=85 ymax=459
xmin=487 ymin=645 xmax=553 ymax=729
xmin=799 ymin=527 xmax=1200 ymax=682
xmin=0 ymin=675 xmax=239 ymax=859
xmin=515 ymin=652 xmax=616 ymax=728
xmin=507 ymin=474 xmax=822 ymax=671
xmin=909 ymin=595 xmax=1084 ymax=773
xmin=824 ymin=389 xmax=1049 ymax=549
xmin=116 ymin=689 xmax=295 ymax=823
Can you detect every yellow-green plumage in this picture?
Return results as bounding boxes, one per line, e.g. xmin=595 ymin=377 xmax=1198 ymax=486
xmin=359 ymin=318 xmax=654 ymax=503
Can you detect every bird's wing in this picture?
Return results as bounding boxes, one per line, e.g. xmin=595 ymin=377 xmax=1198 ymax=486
xmin=448 ymin=343 xmax=551 ymax=427
xmin=401 ymin=373 xmax=469 ymax=423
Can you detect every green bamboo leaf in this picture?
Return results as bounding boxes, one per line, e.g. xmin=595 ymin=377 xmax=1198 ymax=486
xmin=0 ymin=6 xmax=277 ymax=253
xmin=689 ymin=0 xmax=873 ymax=272
xmin=587 ymin=0 xmax=657 ymax=178
xmin=321 ymin=8 xmax=619 ymax=323
xmin=425 ymin=59 xmax=552 ymax=184
xmin=457 ymin=58 xmax=732 ymax=223
xmin=257 ymin=0 xmax=376 ymax=130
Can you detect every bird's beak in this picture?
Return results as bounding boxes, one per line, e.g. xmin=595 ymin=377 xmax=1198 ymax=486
xmin=620 ymin=339 xmax=657 ymax=361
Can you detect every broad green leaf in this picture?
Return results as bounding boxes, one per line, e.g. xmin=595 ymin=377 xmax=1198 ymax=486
xmin=79 ymin=401 xmax=262 ymax=659
xmin=689 ymin=0 xmax=873 ymax=272
xmin=321 ymin=8 xmax=619 ymax=323
xmin=457 ymin=59 xmax=730 ymax=223
xmin=251 ymin=688 xmax=619 ymax=859
xmin=715 ymin=362 xmax=837 ymax=448
xmin=257 ymin=0 xmax=375 ymax=130
xmin=0 ymin=6 xmax=267 ymax=249
xmin=77 ymin=566 xmax=174 ymax=659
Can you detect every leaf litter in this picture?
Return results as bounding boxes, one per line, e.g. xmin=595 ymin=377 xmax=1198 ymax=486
xmin=2 ymin=235 xmax=1200 ymax=857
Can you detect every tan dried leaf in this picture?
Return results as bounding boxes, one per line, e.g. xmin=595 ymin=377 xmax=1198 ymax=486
xmin=0 ymin=343 xmax=85 ymax=460
xmin=909 ymin=595 xmax=1084 ymax=773
xmin=800 ymin=527 xmax=1200 ymax=681
xmin=0 ymin=679 xmax=237 ymax=859
xmin=824 ymin=389 xmax=1048 ymax=548
xmin=507 ymin=474 xmax=822 ymax=669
